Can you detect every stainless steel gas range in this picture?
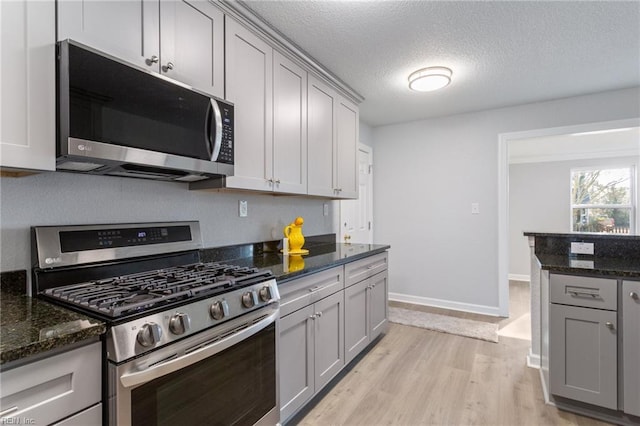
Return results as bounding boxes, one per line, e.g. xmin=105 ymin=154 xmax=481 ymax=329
xmin=31 ymin=221 xmax=280 ymax=426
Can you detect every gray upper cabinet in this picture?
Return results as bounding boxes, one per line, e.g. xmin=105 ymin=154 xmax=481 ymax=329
xmin=224 ymin=17 xmax=274 ymax=192
xmin=57 ymin=0 xmax=224 ymax=98
xmin=623 ymin=280 xmax=640 ymax=417
xmin=272 ymin=51 xmax=308 ymax=194
xmin=0 ymin=0 xmax=56 ymax=172
xmin=307 ymin=75 xmax=337 ymax=198
xmin=307 ymin=75 xmax=359 ymax=199
xmin=335 ymin=97 xmax=359 ymax=199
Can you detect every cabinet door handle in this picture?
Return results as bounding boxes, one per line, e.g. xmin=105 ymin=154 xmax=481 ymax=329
xmin=146 ymin=55 xmax=159 ymax=65
xmin=605 ymin=322 xmax=615 ymax=330
xmin=275 ymin=179 xmax=281 ymax=184
xmin=315 ymin=311 xmax=322 ymax=318
xmin=162 ymin=62 xmax=174 ymax=72
xmin=631 ymin=292 xmax=639 ymax=300
xmin=309 ymin=314 xmax=316 ymax=320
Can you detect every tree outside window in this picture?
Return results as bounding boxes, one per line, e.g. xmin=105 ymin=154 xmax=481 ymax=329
xmin=571 ymin=167 xmax=634 ymax=233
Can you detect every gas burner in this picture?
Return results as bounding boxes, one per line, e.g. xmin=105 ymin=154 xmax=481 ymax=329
xmin=42 ymin=262 xmax=271 ymax=319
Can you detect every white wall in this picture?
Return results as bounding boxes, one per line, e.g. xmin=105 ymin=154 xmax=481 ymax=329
xmin=509 ymin=156 xmax=639 ymax=278
xmin=373 ymin=87 xmax=640 ymax=315
xmin=359 ymin=121 xmax=373 ymax=147
xmin=0 ymin=172 xmax=337 ymax=272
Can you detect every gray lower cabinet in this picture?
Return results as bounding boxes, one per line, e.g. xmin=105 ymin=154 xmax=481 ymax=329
xmin=279 ymin=254 xmax=389 ymax=423
xmin=344 ymin=270 xmax=388 ymax=364
xmin=549 ymin=274 xmax=618 ymax=410
xmin=279 ymin=268 xmax=345 ymax=422
xmin=623 ymin=280 xmax=640 ymax=417
xmin=0 ymin=342 xmax=101 ymax=425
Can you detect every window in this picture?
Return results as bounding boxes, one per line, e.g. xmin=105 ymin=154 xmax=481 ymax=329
xmin=571 ymin=167 xmax=635 ymax=233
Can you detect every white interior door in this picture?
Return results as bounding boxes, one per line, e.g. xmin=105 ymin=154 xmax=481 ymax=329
xmin=340 ymin=144 xmax=373 ymax=243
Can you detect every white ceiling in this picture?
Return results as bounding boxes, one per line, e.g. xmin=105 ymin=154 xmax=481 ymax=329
xmin=240 ymin=0 xmax=640 ymax=128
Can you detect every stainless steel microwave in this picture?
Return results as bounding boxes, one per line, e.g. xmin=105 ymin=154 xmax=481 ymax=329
xmin=56 ymin=40 xmax=233 ymax=182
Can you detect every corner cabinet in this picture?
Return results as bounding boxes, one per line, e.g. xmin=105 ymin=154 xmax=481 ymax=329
xmin=278 ymin=253 xmax=389 ymax=423
xmin=57 ymin=0 xmax=224 ymax=98
xmin=0 ymin=0 xmax=56 ymax=173
xmin=307 ymin=76 xmax=359 ymax=199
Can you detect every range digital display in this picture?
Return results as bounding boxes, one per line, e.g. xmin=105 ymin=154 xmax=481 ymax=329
xmin=59 ymin=225 xmax=191 ymax=252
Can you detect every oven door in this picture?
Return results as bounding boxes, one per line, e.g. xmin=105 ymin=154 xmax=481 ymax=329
xmin=109 ymin=307 xmax=279 ymax=426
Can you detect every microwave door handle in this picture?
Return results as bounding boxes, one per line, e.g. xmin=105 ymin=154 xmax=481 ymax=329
xmin=119 ymin=309 xmax=277 ymax=389
xmin=206 ymin=99 xmax=223 ymax=161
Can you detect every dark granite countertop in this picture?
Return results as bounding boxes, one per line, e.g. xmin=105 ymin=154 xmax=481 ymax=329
xmin=201 ymin=241 xmax=390 ymax=284
xmin=524 ymin=231 xmax=640 ymax=239
xmin=535 ymin=254 xmax=640 ymax=278
xmin=0 ymin=236 xmax=388 ymax=366
xmin=0 ymin=289 xmax=106 ymax=367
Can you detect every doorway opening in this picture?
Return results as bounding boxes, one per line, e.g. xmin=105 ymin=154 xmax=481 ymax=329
xmin=498 ymin=117 xmax=640 ymax=366
xmin=340 ymin=143 xmax=373 ymax=244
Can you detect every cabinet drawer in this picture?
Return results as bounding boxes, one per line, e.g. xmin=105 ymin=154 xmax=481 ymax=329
xmin=279 ymin=266 xmax=343 ymax=317
xmin=550 ymin=274 xmax=617 ymax=310
xmin=345 ymin=253 xmax=388 ymax=287
xmin=0 ymin=342 xmax=101 ymax=425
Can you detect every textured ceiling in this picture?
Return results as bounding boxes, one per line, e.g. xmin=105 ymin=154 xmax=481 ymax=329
xmin=240 ymin=0 xmax=640 ymax=127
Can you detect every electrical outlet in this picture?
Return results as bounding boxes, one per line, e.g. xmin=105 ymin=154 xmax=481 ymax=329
xmin=323 ymin=203 xmax=329 ymax=216
xmin=239 ymin=200 xmax=248 ymax=217
xmin=570 ymin=242 xmax=594 ymax=255
xmin=471 ymin=203 xmax=480 ymax=214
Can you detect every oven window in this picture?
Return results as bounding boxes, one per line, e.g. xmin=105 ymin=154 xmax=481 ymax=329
xmin=131 ymin=323 xmax=276 ymax=426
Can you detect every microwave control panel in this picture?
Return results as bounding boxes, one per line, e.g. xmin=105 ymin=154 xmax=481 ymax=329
xmin=218 ymin=104 xmax=234 ymax=164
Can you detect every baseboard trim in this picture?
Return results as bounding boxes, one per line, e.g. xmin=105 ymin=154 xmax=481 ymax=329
xmin=509 ymin=274 xmax=530 ymax=282
xmin=389 ymin=292 xmax=501 ymax=317
xmin=527 ymin=350 xmax=540 ymax=369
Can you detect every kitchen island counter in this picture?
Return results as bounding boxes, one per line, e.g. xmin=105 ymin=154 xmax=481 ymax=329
xmin=0 ymin=271 xmax=105 ymax=366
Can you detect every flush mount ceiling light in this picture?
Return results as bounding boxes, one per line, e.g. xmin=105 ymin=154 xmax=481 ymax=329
xmin=408 ymin=66 xmax=452 ymax=92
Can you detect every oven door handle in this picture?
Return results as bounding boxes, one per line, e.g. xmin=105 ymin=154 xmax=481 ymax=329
xmin=119 ymin=310 xmax=277 ymax=388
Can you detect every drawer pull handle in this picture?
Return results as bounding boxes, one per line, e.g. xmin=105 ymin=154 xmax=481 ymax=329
xmin=308 ymin=286 xmax=320 ymax=293
xmin=0 ymin=406 xmax=18 ymax=417
xmin=605 ymin=322 xmax=615 ymax=330
xmin=567 ymin=288 xmax=600 ymax=298
xmin=631 ymin=292 xmax=639 ymax=300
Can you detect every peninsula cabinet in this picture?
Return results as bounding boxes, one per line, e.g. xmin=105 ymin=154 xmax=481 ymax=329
xmin=0 ymin=0 xmax=56 ymax=173
xmin=623 ymin=280 xmax=640 ymax=417
xmin=307 ymin=76 xmax=359 ymax=199
xmin=549 ymin=274 xmax=618 ymax=410
xmin=57 ymin=0 xmax=224 ymax=98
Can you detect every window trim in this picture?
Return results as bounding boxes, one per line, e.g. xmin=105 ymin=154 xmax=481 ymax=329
xmin=570 ymin=165 xmax=636 ymax=234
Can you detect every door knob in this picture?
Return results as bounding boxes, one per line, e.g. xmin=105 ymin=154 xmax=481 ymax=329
xmin=631 ymin=292 xmax=639 ymax=300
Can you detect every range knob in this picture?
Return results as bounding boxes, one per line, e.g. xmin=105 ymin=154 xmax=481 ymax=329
xmin=242 ymin=290 xmax=258 ymax=308
xmin=169 ymin=312 xmax=191 ymax=335
xmin=137 ymin=323 xmax=162 ymax=347
xmin=259 ymin=286 xmax=272 ymax=302
xmin=210 ymin=300 xmax=229 ymax=320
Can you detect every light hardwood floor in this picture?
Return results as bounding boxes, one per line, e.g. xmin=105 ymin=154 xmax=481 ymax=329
xmin=292 ymin=281 xmax=611 ymax=426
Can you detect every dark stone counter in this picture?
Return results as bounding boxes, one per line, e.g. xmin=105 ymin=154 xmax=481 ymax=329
xmin=0 ymin=271 xmax=106 ymax=367
xmin=200 ymin=234 xmax=390 ymax=284
xmin=524 ymin=232 xmax=640 ymax=278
